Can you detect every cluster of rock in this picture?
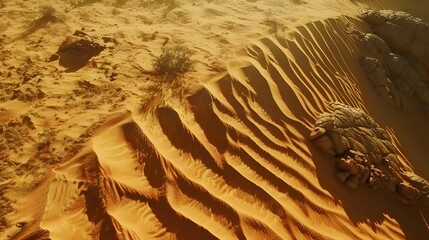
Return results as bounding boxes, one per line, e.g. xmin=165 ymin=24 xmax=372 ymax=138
xmin=310 ymin=102 xmax=428 ymax=204
xmin=356 ymin=10 xmax=429 ymax=116
xmin=10 ymin=85 xmax=45 ymax=102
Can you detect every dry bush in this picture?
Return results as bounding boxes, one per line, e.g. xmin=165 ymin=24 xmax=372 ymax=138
xmin=152 ymin=44 xmax=195 ymax=78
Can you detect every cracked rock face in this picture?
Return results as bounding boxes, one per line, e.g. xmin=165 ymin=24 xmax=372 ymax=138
xmin=361 ymin=10 xmax=429 ymax=70
xmin=401 ymin=171 xmax=429 ymax=196
xmin=310 ymin=102 xmax=394 ymax=159
xmin=357 ymin=10 xmax=429 ymax=117
xmin=360 ymin=56 xmax=403 ymax=109
xmin=310 ymin=102 xmax=428 ymax=203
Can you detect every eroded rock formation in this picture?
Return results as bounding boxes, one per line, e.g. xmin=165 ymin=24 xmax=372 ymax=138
xmin=310 ymin=102 xmax=428 ymax=204
xmin=361 ymin=10 xmax=429 ymax=70
xmin=356 ymin=10 xmax=429 ymax=116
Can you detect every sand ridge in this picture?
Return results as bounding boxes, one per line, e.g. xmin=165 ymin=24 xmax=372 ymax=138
xmin=1 ymin=0 xmax=429 ymax=239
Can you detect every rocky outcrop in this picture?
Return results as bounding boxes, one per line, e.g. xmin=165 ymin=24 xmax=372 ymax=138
xmin=359 ymin=42 xmax=429 ymax=112
xmin=357 ymin=10 xmax=429 ymax=117
xmin=360 ymin=56 xmax=404 ymax=109
xmin=310 ymin=102 xmax=428 ymax=203
xmin=361 ymin=10 xmax=429 ymax=71
xmin=54 ymin=30 xmax=107 ymax=72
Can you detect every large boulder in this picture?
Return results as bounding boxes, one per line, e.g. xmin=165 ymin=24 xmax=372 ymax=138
xmin=310 ymin=102 xmax=394 ymax=159
xmin=357 ymin=10 xmax=429 ymax=116
xmin=310 ymin=102 xmax=427 ymax=203
xmin=54 ymin=30 xmax=107 ymax=72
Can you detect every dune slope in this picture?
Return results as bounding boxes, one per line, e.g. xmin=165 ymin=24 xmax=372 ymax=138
xmin=7 ymin=14 xmax=429 ymax=240
xmin=1 ymin=1 xmax=429 ymax=240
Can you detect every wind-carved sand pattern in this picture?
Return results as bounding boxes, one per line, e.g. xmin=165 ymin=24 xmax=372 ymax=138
xmin=10 ymin=15 xmax=429 ymax=240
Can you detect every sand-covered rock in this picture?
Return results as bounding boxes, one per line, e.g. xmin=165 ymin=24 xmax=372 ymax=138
xmin=310 ymin=102 xmax=428 ymax=203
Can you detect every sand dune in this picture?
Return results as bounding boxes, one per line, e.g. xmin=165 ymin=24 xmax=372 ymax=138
xmin=1 ymin=0 xmax=429 ymax=239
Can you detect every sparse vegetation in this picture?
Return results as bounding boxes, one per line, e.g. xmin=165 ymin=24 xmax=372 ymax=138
xmin=18 ymin=6 xmax=61 ymax=39
xmin=152 ymin=44 xmax=195 ymax=78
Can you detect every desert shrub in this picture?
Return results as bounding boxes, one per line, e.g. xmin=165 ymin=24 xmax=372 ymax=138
xmin=153 ymin=45 xmax=195 ymax=78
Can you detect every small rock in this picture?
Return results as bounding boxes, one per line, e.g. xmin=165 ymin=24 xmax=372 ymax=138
xmin=397 ymin=182 xmax=421 ymax=203
xmin=336 ymin=157 xmax=360 ymax=175
xmin=16 ymin=221 xmax=26 ymax=228
xmin=102 ymin=36 xmax=118 ymax=45
xmin=48 ymin=54 xmax=60 ymax=62
xmin=401 ymin=171 xmax=429 ymax=195
xmin=21 ymin=115 xmax=35 ymax=129
xmin=345 ymin=175 xmax=359 ymax=190
xmin=335 ymin=171 xmax=350 ymax=183
xmin=310 ymin=133 xmax=336 ymax=156
xmin=358 ymin=166 xmax=370 ymax=183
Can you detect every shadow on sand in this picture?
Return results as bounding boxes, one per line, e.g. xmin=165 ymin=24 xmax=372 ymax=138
xmin=307 ymin=136 xmax=429 ymax=240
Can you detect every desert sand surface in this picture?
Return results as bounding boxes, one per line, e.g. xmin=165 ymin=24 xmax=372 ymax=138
xmin=1 ymin=0 xmax=429 ymax=239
